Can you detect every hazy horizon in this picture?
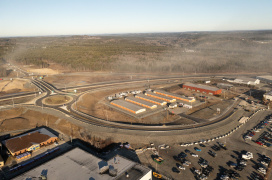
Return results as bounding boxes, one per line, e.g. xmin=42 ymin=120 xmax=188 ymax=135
xmin=1 ymin=0 xmax=272 ymax=37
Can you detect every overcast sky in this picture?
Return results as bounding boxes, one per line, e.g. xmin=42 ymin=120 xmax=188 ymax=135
xmin=0 ymin=0 xmax=272 ymax=37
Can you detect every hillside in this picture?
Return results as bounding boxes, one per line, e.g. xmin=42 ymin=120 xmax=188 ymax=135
xmin=1 ymin=30 xmax=272 ymax=74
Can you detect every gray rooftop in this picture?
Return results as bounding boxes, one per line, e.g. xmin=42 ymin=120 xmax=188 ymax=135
xmin=125 ymin=97 xmax=157 ymax=108
xmin=145 ymin=91 xmax=175 ymax=101
xmin=13 ymin=148 xmax=151 ymax=180
xmin=235 ymin=77 xmax=258 ymax=82
xmin=135 ymin=94 xmax=166 ymax=104
xmin=111 ymin=100 xmax=146 ymax=112
xmin=184 ymin=83 xmax=220 ymax=91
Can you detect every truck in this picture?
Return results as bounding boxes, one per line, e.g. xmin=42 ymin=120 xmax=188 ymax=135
xmin=242 ymin=152 xmax=253 ymax=159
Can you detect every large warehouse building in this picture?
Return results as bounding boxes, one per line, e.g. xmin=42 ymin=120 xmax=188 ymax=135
xmin=14 ymin=147 xmax=152 ymax=180
xmin=183 ymin=83 xmax=222 ymax=95
xmin=125 ymin=97 xmax=157 ymax=109
xmin=153 ymin=89 xmax=195 ymax=102
xmin=144 ymin=91 xmax=176 ymax=102
xmin=110 ymin=100 xmax=146 ymax=114
xmin=2 ymin=128 xmax=58 ymax=156
xmin=135 ymin=94 xmax=167 ymax=106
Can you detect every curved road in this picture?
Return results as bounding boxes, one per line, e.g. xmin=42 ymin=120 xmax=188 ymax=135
xmin=28 ymin=77 xmax=242 ymax=132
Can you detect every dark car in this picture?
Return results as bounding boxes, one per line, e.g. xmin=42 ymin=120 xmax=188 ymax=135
xmin=185 ymin=149 xmax=190 ymax=153
xmin=208 ymin=150 xmax=217 ymax=157
xmin=179 ymin=152 xmax=187 ymax=158
xmin=172 ymin=167 xmax=181 ymax=174
xmin=235 ymin=165 xmax=244 ymax=171
xmin=199 ymin=144 xmax=206 ymax=147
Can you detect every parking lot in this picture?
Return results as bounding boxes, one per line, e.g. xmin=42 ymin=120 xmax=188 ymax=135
xmin=137 ymin=110 xmax=272 ymax=179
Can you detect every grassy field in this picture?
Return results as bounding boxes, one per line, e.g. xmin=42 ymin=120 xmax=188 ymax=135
xmin=1 ymin=30 xmax=272 ymax=73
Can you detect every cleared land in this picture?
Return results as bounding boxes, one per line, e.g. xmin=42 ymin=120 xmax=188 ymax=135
xmin=0 ymin=79 xmax=35 ymax=95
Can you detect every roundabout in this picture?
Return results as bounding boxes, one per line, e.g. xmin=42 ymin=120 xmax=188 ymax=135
xmin=42 ymin=95 xmax=73 ymax=106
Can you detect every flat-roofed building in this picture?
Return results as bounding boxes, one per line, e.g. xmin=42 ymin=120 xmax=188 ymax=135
xmin=144 ymin=91 xmax=176 ymax=102
xmin=230 ymin=77 xmax=260 ymax=85
xmin=125 ymin=97 xmax=157 ymax=109
xmin=2 ymin=128 xmax=58 ymax=156
xmin=153 ymin=89 xmax=195 ymax=102
xmin=13 ymin=147 xmax=152 ymax=180
xmin=264 ymin=91 xmax=272 ymax=101
xmin=183 ymin=83 xmax=222 ymax=95
xmin=110 ymin=100 xmax=146 ymax=114
xmin=135 ymin=94 xmax=167 ymax=106
xmin=257 ymin=76 xmax=272 ymax=84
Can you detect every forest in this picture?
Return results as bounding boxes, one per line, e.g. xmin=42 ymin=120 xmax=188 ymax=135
xmin=1 ymin=30 xmax=272 ymax=74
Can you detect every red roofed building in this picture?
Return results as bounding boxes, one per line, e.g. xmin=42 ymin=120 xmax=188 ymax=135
xmin=2 ymin=128 xmax=58 ymax=156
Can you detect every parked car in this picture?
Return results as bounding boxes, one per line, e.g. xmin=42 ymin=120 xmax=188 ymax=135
xmin=191 ymin=153 xmax=198 ymax=157
xmin=195 ymin=147 xmax=201 ymax=152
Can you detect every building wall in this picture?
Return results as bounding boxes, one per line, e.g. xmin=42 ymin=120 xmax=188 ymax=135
xmin=145 ymin=93 xmax=176 ymax=102
xmin=140 ymin=170 xmax=152 ymax=180
xmin=111 ymin=102 xmax=136 ymax=114
xmin=11 ymin=137 xmax=58 ymax=156
xmin=264 ymin=94 xmax=272 ymax=101
xmin=154 ymin=91 xmax=195 ymax=102
xmin=136 ymin=96 xmax=166 ymax=105
xmin=183 ymin=85 xmax=222 ymax=95
xmin=125 ymin=99 xmax=156 ymax=109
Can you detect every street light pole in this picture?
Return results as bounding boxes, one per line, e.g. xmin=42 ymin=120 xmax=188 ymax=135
xmin=12 ymin=97 xmax=14 ymax=107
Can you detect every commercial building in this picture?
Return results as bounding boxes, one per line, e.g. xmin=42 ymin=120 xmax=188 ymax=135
xmin=264 ymin=91 xmax=272 ymax=101
xmin=110 ymin=100 xmax=146 ymax=114
xmin=183 ymin=83 xmax=222 ymax=95
xmin=153 ymin=89 xmax=195 ymax=102
xmin=14 ymin=147 xmax=152 ymax=180
xmin=144 ymin=91 xmax=176 ymax=102
xmin=125 ymin=97 xmax=157 ymax=109
xmin=229 ymin=77 xmax=260 ymax=85
xmin=257 ymin=76 xmax=272 ymax=84
xmin=2 ymin=128 xmax=58 ymax=156
xmin=135 ymin=94 xmax=167 ymax=106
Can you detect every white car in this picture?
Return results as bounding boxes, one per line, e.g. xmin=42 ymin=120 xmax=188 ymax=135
xmin=257 ymin=167 xmax=266 ymax=174
xmin=195 ymin=169 xmax=201 ymax=175
xmin=178 ymin=165 xmax=185 ymax=170
xmin=183 ymin=162 xmax=189 ymax=166
xmin=191 ymin=153 xmax=198 ymax=157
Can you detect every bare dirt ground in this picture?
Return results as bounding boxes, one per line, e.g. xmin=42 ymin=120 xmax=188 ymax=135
xmin=0 ymin=107 xmax=111 ymax=149
xmin=0 ymin=79 xmax=35 ymax=95
xmin=28 ymin=68 xmax=59 ymax=75
xmin=43 ymin=73 xmax=151 ymax=88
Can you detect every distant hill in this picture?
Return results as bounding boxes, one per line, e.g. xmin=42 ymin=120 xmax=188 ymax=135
xmin=1 ymin=30 xmax=272 ymax=73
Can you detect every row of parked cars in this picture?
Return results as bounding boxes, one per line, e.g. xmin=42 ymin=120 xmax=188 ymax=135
xmin=244 ymin=117 xmax=272 ymax=142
